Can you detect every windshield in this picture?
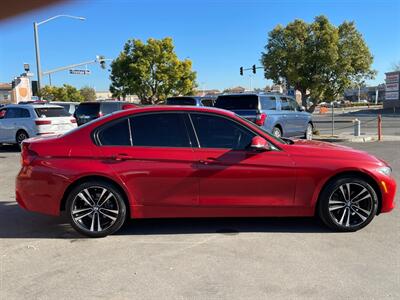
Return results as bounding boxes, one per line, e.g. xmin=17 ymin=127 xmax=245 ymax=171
xmin=166 ymin=97 xmax=196 ymax=106
xmin=215 ymin=95 xmax=259 ymax=110
xmin=35 ymin=107 xmax=70 ymax=118
xmin=75 ymin=103 xmax=100 ymax=116
xmin=236 ymin=114 xmax=287 ymax=144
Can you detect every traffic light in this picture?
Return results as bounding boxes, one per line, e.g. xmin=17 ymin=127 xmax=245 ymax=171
xmin=97 ymin=55 xmax=106 ymax=69
xmin=252 ymin=64 xmax=256 ymax=74
xmin=240 ymin=67 xmax=243 ymax=76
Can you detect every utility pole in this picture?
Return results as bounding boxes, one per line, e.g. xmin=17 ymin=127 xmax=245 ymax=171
xmin=33 ymin=22 xmax=42 ymax=92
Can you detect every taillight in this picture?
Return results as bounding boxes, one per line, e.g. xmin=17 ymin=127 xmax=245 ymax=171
xmin=70 ymin=118 xmax=77 ymax=123
xmin=35 ymin=119 xmax=52 ymax=125
xmin=255 ymin=113 xmax=267 ymax=126
xmin=20 ymin=143 xmax=38 ymax=166
xmin=98 ymin=112 xmax=104 ymax=117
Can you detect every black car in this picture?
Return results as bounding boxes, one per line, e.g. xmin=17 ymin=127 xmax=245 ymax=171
xmin=74 ymin=101 xmax=137 ymax=126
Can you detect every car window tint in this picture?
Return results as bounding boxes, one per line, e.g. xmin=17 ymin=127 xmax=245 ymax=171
xmin=76 ymin=103 xmax=100 ymax=116
xmin=19 ymin=108 xmax=30 ymax=118
xmin=260 ymin=96 xmax=276 ymax=110
xmin=166 ymin=97 xmax=197 ymax=106
xmin=215 ymin=95 xmax=259 ymax=110
xmin=130 ymin=113 xmax=191 ymax=147
xmin=102 ymin=102 xmax=120 ymax=114
xmin=289 ymin=99 xmax=300 ymax=111
xmin=98 ymin=118 xmax=131 ymax=146
xmin=5 ymin=108 xmax=21 ymax=118
xmin=190 ymin=113 xmax=255 ymax=149
xmin=0 ymin=108 xmax=6 ymax=119
xmin=201 ymin=99 xmax=214 ymax=107
xmin=35 ymin=107 xmax=70 ymax=117
xmin=280 ymin=98 xmax=292 ymax=111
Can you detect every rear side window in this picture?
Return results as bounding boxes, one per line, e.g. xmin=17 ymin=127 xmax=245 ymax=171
xmin=280 ymin=98 xmax=292 ymax=111
xmin=215 ymin=95 xmax=259 ymax=110
xmin=288 ymin=99 xmax=300 ymax=111
xmin=130 ymin=113 xmax=191 ymax=147
xmin=75 ymin=103 xmax=100 ymax=116
xmin=166 ymin=97 xmax=196 ymax=106
xmin=35 ymin=107 xmax=70 ymax=117
xmin=102 ymin=102 xmax=120 ymax=114
xmin=98 ymin=118 xmax=131 ymax=146
xmin=260 ymin=96 xmax=276 ymax=110
xmin=6 ymin=107 xmax=31 ymax=118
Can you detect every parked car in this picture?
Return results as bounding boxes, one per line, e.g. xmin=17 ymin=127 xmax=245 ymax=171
xmin=51 ymin=102 xmax=80 ymax=115
xmin=166 ymin=96 xmax=215 ymax=107
xmin=215 ymin=93 xmax=313 ymax=139
xmin=0 ymin=104 xmax=77 ymax=145
xmin=74 ymin=101 xmax=138 ymax=126
xmin=16 ymin=106 xmax=395 ymax=237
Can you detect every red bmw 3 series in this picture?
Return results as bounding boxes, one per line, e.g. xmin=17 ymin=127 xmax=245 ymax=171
xmin=16 ymin=106 xmax=396 ymax=237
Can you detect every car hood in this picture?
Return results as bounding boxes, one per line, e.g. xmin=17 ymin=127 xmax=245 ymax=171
xmin=284 ymin=139 xmax=384 ymax=165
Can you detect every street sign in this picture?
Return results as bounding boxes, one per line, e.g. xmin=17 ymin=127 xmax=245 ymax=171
xmin=69 ymin=69 xmax=91 ymax=75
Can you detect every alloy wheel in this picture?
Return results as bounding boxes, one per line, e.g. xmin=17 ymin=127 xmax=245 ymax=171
xmin=17 ymin=132 xmax=28 ymax=144
xmin=306 ymin=124 xmax=313 ymax=140
xmin=328 ymin=183 xmax=374 ymax=228
xmin=272 ymin=127 xmax=282 ymax=138
xmin=71 ymin=186 xmax=120 ymax=233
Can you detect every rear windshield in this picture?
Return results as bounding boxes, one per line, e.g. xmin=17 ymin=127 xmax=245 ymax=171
xmin=35 ymin=107 xmax=70 ymax=118
xmin=166 ymin=97 xmax=196 ymax=106
xmin=75 ymin=103 xmax=100 ymax=116
xmin=215 ymin=95 xmax=259 ymax=110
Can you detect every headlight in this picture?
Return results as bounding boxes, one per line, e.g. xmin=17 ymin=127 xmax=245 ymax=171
xmin=377 ymin=166 xmax=392 ymax=176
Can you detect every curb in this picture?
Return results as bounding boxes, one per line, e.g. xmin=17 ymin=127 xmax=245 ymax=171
xmin=314 ymin=134 xmax=400 ymax=143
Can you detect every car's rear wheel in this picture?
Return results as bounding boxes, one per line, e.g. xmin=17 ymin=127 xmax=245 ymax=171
xmin=66 ymin=181 xmax=127 ymax=237
xmin=272 ymin=126 xmax=282 ymax=138
xmin=304 ymin=123 xmax=313 ymax=140
xmin=16 ymin=130 xmax=29 ymax=145
xmin=318 ymin=177 xmax=378 ymax=232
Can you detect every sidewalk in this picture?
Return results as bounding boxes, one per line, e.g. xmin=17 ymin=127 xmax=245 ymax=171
xmin=314 ymin=133 xmax=400 ymax=143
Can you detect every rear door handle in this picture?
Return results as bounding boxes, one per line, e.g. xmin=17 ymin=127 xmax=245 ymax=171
xmin=198 ymin=157 xmax=218 ymax=165
xmin=113 ymin=153 xmax=134 ymax=161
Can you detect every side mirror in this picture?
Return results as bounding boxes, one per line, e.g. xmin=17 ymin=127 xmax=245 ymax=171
xmin=299 ymin=106 xmax=306 ymax=112
xmin=250 ymin=136 xmax=270 ymax=151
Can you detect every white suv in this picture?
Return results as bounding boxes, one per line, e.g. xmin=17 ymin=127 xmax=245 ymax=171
xmin=0 ymin=104 xmax=77 ymax=145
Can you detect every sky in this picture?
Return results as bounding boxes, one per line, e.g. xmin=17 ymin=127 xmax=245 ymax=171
xmin=0 ymin=0 xmax=399 ymax=92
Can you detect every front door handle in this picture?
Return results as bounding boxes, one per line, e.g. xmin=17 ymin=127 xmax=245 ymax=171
xmin=113 ymin=153 xmax=134 ymax=161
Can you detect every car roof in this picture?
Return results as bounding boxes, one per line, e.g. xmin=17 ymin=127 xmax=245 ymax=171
xmin=51 ymin=101 xmax=80 ymax=105
xmin=218 ymin=93 xmax=289 ymax=97
xmin=5 ymin=104 xmax=63 ymax=109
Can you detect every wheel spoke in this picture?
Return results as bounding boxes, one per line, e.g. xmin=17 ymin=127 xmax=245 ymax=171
xmin=330 ymin=200 xmax=346 ymax=204
xmin=339 ymin=186 xmax=347 ymax=201
xmin=345 ymin=184 xmax=351 ymax=201
xmin=97 ymin=212 xmax=102 ymax=231
xmin=72 ymin=207 xmax=92 ymax=215
xmin=90 ymin=212 xmax=96 ymax=231
xmin=97 ymin=188 xmax=107 ymax=204
xmin=100 ymin=208 xmax=119 ymax=214
xmin=75 ymin=210 xmax=93 ymax=221
xmin=350 ymin=188 xmax=367 ymax=202
xmin=329 ymin=205 xmax=346 ymax=211
xmin=98 ymin=192 xmax=114 ymax=207
xmin=77 ymin=192 xmax=93 ymax=207
xmin=338 ymin=208 xmax=348 ymax=225
xmin=352 ymin=206 xmax=371 ymax=217
xmin=83 ymin=189 xmax=95 ymax=205
xmin=99 ymin=210 xmax=117 ymax=221
xmin=350 ymin=208 xmax=367 ymax=221
xmin=345 ymin=207 xmax=350 ymax=227
xmin=352 ymin=194 xmax=371 ymax=204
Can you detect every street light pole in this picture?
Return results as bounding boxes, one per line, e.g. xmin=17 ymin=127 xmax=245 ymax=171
xmin=33 ymin=22 xmax=42 ymax=92
xmin=33 ymin=15 xmax=86 ymax=95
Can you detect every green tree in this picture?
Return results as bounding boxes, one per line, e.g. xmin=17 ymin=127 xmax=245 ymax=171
xmin=261 ymin=16 xmax=375 ymax=111
xmin=392 ymin=61 xmax=400 ymax=71
xmin=39 ymin=84 xmax=84 ymax=102
xmin=110 ymin=37 xmax=197 ymax=104
xmin=80 ymin=86 xmax=97 ymax=102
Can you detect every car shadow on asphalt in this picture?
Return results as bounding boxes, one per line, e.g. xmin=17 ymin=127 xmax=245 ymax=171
xmin=0 ymin=144 xmax=20 ymax=153
xmin=0 ymin=201 xmax=332 ymax=239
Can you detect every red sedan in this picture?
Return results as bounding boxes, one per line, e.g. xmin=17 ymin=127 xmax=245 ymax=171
xmin=16 ymin=106 xmax=396 ymax=237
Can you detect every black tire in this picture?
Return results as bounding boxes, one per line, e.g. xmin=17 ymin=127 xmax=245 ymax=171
xmin=318 ymin=177 xmax=378 ymax=232
xmin=66 ymin=180 xmax=127 ymax=238
xmin=16 ymin=130 xmax=29 ymax=145
xmin=272 ymin=126 xmax=282 ymax=138
xmin=304 ymin=123 xmax=313 ymax=140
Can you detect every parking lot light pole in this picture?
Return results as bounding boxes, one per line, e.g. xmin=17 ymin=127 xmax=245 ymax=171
xmin=33 ymin=15 xmax=86 ymax=93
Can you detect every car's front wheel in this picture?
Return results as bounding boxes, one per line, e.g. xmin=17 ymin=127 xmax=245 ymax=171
xmin=304 ymin=123 xmax=313 ymax=140
xmin=272 ymin=126 xmax=282 ymax=138
xmin=318 ymin=177 xmax=378 ymax=232
xmin=66 ymin=181 xmax=127 ymax=237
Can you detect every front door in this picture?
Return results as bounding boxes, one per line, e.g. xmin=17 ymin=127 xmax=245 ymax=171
xmin=189 ymin=113 xmax=296 ymax=207
xmin=97 ymin=113 xmax=199 ymax=207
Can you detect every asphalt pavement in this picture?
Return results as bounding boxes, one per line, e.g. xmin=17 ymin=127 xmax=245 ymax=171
xmin=0 ymin=142 xmax=399 ymax=299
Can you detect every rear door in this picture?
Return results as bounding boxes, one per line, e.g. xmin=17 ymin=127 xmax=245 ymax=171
xmin=288 ymin=98 xmax=308 ymax=135
xmin=279 ymin=97 xmax=297 ymax=137
xmin=1 ymin=107 xmax=31 ymax=142
xmin=98 ymin=112 xmax=199 ymax=208
xmin=0 ymin=107 xmax=10 ymax=142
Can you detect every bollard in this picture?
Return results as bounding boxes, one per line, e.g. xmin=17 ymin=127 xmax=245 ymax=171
xmin=354 ymin=118 xmax=361 ymax=136
xmin=378 ymin=114 xmax=382 ymax=141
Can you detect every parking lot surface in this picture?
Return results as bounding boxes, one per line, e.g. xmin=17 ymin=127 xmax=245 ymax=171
xmin=1 ymin=142 xmax=399 ymax=299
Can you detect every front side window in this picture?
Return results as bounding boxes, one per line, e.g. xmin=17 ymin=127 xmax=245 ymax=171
xmin=130 ymin=113 xmax=191 ymax=147
xmin=5 ymin=108 xmax=22 ymax=118
xmin=102 ymin=103 xmax=120 ymax=114
xmin=201 ymin=99 xmax=214 ymax=107
xmin=190 ymin=113 xmax=255 ymax=149
xmin=288 ymin=99 xmax=300 ymax=111
xmin=98 ymin=118 xmax=131 ymax=146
